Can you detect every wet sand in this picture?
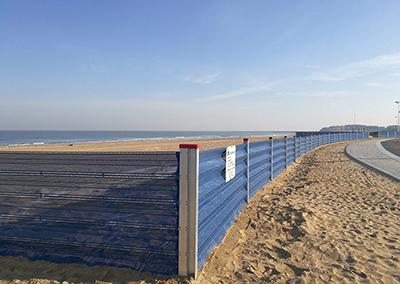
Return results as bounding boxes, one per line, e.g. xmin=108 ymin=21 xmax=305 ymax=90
xmin=0 ymin=142 xmax=399 ymax=283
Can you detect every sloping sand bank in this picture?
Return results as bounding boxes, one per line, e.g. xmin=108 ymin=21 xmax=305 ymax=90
xmin=196 ymin=142 xmax=400 ymax=283
xmin=0 ymin=142 xmax=399 ymax=283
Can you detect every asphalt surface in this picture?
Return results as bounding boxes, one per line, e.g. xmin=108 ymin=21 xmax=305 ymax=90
xmin=381 ymin=138 xmax=400 ymax=157
xmin=346 ymin=139 xmax=400 ymax=182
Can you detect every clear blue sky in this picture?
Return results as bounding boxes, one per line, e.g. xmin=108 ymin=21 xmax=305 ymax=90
xmin=1 ymin=0 xmax=400 ymax=130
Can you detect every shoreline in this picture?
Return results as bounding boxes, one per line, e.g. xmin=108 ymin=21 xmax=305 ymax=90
xmin=1 ymin=134 xmax=280 ymax=147
xmin=0 ymin=130 xmax=295 ymax=148
xmin=0 ymin=135 xmax=288 ymax=152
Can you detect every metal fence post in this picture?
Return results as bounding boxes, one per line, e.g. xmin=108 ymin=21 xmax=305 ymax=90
xmin=311 ymin=135 xmax=314 ymax=149
xmin=284 ymin=136 xmax=288 ymax=168
xmin=244 ymin=138 xmax=250 ymax=203
xmin=178 ymin=144 xmax=199 ymax=278
xmin=310 ymin=135 xmax=313 ymax=149
xmin=270 ymin=137 xmax=274 ymax=180
xmin=310 ymin=134 xmax=315 ymax=150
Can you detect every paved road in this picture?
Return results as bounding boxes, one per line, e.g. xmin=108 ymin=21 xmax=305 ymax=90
xmin=346 ymin=139 xmax=400 ymax=182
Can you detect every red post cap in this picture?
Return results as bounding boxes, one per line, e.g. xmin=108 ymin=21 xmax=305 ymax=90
xmin=179 ymin=144 xmax=200 ymax=149
xmin=243 ymin=138 xmax=249 ymax=142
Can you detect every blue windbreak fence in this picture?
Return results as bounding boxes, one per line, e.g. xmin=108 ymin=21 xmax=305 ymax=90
xmin=197 ymin=132 xmax=368 ymax=270
xmin=377 ymin=131 xmax=400 ymax=138
xmin=0 ymin=132 xmax=370 ymax=277
xmin=273 ymin=139 xmax=286 ymax=178
xmin=198 ymin=144 xmax=247 ymax=268
xmin=0 ymin=151 xmax=179 ymax=275
xmin=287 ymin=138 xmax=295 ymax=165
xmin=249 ymin=140 xmax=272 ymax=199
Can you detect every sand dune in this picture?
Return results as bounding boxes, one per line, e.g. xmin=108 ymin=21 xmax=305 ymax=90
xmin=0 ymin=142 xmax=399 ymax=283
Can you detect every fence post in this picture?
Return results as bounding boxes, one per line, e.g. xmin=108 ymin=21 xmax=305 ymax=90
xmin=306 ymin=135 xmax=309 ymax=152
xmin=311 ymin=135 xmax=314 ymax=149
xmin=305 ymin=135 xmax=308 ymax=152
xmin=270 ymin=137 xmax=274 ymax=180
xmin=310 ymin=135 xmax=313 ymax=149
xmin=244 ymin=138 xmax=250 ymax=203
xmin=312 ymin=134 xmax=314 ymax=149
xmin=284 ymin=136 xmax=288 ymax=168
xmin=178 ymin=144 xmax=199 ymax=278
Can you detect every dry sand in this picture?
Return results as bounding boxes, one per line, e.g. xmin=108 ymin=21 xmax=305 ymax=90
xmin=0 ymin=142 xmax=399 ymax=283
xmin=0 ymin=137 xmax=275 ymax=152
xmin=196 ymin=142 xmax=400 ymax=283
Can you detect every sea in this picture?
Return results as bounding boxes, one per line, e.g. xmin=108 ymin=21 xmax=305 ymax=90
xmin=0 ymin=130 xmax=295 ymax=146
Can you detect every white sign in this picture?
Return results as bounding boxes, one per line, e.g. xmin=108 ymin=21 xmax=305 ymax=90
xmin=225 ymin=145 xmax=236 ymax=182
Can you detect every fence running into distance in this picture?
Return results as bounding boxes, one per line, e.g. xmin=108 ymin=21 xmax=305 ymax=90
xmin=375 ymin=131 xmax=400 ymax=138
xmin=0 ymin=132 xmax=368 ymax=277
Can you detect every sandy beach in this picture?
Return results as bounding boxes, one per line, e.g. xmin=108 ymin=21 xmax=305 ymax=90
xmin=0 ymin=141 xmax=399 ymax=283
xmin=0 ymin=136 xmax=276 ymax=152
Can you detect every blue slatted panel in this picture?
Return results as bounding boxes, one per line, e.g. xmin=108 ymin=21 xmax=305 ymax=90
xmin=198 ymin=144 xmax=247 ymax=269
xmin=307 ymin=135 xmax=312 ymax=152
xmin=313 ymin=135 xmax=318 ymax=148
xmin=0 ymin=152 xmax=179 ymax=275
xmin=295 ymin=137 xmax=301 ymax=159
xmin=273 ymin=139 xmax=286 ymax=177
xmin=286 ymin=138 xmax=295 ymax=165
xmin=378 ymin=131 xmax=400 ymax=138
xmin=249 ymin=140 xmax=271 ymax=198
xmin=301 ymin=137 xmax=307 ymax=155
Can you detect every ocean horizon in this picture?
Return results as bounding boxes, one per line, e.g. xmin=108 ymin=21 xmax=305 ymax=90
xmin=0 ymin=130 xmax=296 ymax=146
